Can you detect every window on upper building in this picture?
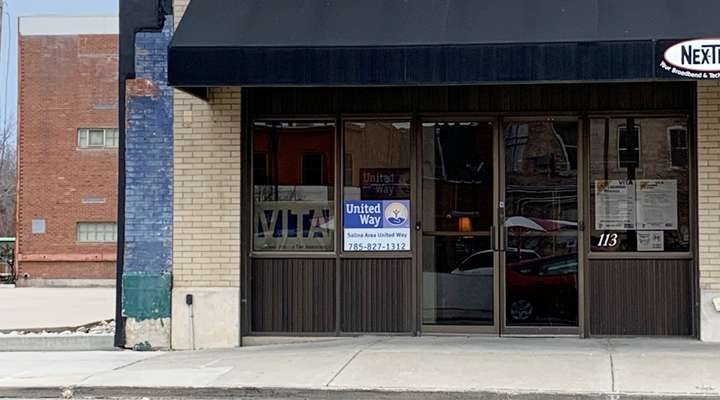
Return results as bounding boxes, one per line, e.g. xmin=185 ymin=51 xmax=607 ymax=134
xmin=78 ymin=128 xmax=118 ymax=149
xmin=617 ymin=124 xmax=640 ymax=169
xmin=77 ymin=222 xmax=117 ymax=243
xmin=668 ymin=126 xmax=689 ymax=168
xmin=32 ymin=219 xmax=46 ymax=234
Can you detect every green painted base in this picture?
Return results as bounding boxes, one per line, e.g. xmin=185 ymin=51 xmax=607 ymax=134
xmin=122 ymin=272 xmax=171 ymax=320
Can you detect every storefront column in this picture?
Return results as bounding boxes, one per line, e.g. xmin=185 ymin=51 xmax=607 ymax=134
xmin=122 ymin=16 xmax=174 ymax=350
xmin=697 ymin=80 xmax=720 ymax=342
xmin=170 ymin=87 xmax=241 ymax=349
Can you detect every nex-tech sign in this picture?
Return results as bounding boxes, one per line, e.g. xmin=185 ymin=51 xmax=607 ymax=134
xmin=660 ymin=39 xmax=720 ymax=78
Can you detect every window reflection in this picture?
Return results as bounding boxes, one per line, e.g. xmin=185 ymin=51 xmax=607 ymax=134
xmin=343 ymin=121 xmax=411 ymax=252
xmin=421 ymin=122 xmax=495 ymax=326
xmin=422 ymin=236 xmax=494 ymax=325
xmin=422 ymin=122 xmax=494 ymax=232
xmin=590 ymin=118 xmax=690 ymax=252
xmin=343 ymin=121 xmax=411 ymax=201
xmin=504 ymin=121 xmax=579 ymax=327
xmin=253 ymin=122 xmax=335 ymax=252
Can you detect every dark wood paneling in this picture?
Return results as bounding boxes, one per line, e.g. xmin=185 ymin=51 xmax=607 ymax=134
xmin=589 ymin=259 xmax=692 ymax=336
xmin=246 ymin=82 xmax=693 ymax=116
xmin=341 ymin=258 xmax=413 ymax=333
xmin=251 ymin=258 xmax=335 ymax=333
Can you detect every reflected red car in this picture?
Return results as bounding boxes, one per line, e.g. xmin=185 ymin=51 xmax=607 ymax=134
xmin=505 ymin=253 xmax=578 ymax=324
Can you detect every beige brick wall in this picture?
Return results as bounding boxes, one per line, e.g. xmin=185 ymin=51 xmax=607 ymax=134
xmin=697 ymin=80 xmax=720 ymax=291
xmin=173 ymin=0 xmax=190 ymax=25
xmin=171 ymin=0 xmax=242 ymax=289
xmin=173 ymin=87 xmax=241 ymax=288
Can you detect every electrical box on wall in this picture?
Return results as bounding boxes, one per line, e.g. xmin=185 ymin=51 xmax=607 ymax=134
xmin=713 ymin=297 xmax=720 ymax=313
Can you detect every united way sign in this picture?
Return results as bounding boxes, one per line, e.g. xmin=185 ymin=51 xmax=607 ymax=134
xmin=659 ymin=39 xmax=720 ymax=79
xmin=343 ymin=200 xmax=411 ymax=251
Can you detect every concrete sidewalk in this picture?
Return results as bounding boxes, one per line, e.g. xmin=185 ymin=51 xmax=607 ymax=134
xmin=1 ymin=336 xmax=720 ymax=399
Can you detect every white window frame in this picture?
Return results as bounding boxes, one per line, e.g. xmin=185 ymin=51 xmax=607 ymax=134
xmin=77 ymin=128 xmax=119 ymax=149
xmin=76 ymin=222 xmax=117 ymax=243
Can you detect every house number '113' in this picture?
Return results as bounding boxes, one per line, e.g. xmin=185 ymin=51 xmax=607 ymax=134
xmin=598 ymin=233 xmax=618 ymax=247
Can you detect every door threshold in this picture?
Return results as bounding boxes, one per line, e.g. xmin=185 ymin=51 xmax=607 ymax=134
xmin=500 ymin=334 xmax=581 ymax=338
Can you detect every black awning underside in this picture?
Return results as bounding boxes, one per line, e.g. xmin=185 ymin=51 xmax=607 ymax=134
xmin=168 ymin=0 xmax=720 ymax=87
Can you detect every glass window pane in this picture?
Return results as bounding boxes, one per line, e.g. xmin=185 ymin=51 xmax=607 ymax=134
xmin=253 ymin=122 xmax=335 ymax=252
xmin=422 ymin=236 xmax=494 ymax=325
xmin=504 ymin=120 xmax=579 ymax=327
xmin=671 ymin=149 xmax=689 ymax=168
xmin=343 ymin=121 xmax=411 ymax=252
xmin=32 ymin=219 xmax=46 ymax=234
xmin=89 ymin=129 xmax=105 ymax=147
xmin=105 ymin=129 xmax=118 ymax=148
xmin=253 ymin=153 xmax=268 ymax=185
xmin=619 ymin=150 xmax=640 ymax=168
xmin=618 ymin=125 xmax=640 ymax=168
xmin=77 ymin=222 xmax=117 ymax=242
xmin=422 ymin=122 xmax=494 ymax=232
xmin=78 ymin=129 xmax=89 ymax=148
xmin=669 ymin=128 xmax=689 ymax=167
xmin=421 ymin=121 xmax=495 ymax=326
xmin=619 ymin=126 xmax=639 ymax=149
xmin=590 ymin=118 xmax=690 ymax=252
xmin=302 ymin=153 xmax=324 ymax=185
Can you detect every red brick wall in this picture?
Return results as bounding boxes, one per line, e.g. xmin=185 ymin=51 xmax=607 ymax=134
xmin=17 ymin=33 xmax=118 ymax=281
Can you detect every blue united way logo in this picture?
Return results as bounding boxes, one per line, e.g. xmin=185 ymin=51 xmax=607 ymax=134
xmin=384 ymin=202 xmax=409 ymax=226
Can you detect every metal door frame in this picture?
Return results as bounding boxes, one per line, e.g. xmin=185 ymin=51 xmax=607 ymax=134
xmin=418 ymin=117 xmax=501 ymax=335
xmin=498 ymin=116 xmax=584 ymax=336
xmin=418 ymin=115 xmax=584 ymax=336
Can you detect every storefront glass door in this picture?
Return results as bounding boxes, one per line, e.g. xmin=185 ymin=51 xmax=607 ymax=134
xmin=421 ymin=121 xmax=498 ymax=331
xmin=502 ymin=120 xmax=580 ymax=331
xmin=420 ymin=118 xmax=581 ymax=334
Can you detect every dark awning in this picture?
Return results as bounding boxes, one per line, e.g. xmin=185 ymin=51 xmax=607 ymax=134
xmin=168 ymin=0 xmax=720 ymax=88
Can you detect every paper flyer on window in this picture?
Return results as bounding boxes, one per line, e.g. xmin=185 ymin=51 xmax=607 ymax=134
xmin=637 ymin=231 xmax=664 ymax=252
xmin=595 ymin=180 xmax=636 ymax=230
xmin=636 ymin=180 xmax=678 ymax=230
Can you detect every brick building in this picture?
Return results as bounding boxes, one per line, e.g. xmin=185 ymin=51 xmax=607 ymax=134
xmin=118 ymin=0 xmax=720 ymax=349
xmin=16 ymin=16 xmax=119 ymax=287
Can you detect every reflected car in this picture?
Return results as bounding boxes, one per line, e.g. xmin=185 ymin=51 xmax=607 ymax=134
xmin=424 ymin=249 xmax=577 ymax=325
xmin=451 ymin=248 xmax=541 ymax=275
xmin=423 ymin=248 xmax=540 ymax=324
xmin=505 ymin=253 xmax=578 ymax=324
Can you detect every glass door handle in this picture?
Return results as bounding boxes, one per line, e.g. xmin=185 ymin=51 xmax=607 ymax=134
xmin=498 ymin=225 xmax=507 ymax=252
xmin=491 ymin=225 xmax=507 ymax=252
xmin=415 ymin=222 xmax=422 ymax=231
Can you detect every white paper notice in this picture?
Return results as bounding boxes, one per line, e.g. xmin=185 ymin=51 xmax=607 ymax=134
xmin=636 ymin=180 xmax=677 ymax=230
xmin=637 ymin=231 xmax=664 ymax=251
xmin=595 ymin=180 xmax=636 ymax=230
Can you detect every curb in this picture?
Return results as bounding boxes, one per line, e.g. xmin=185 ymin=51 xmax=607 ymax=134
xmin=0 ymin=334 xmax=114 ymax=352
xmin=1 ymin=386 xmax=719 ymax=400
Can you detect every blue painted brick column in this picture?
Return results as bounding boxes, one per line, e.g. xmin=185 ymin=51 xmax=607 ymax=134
xmin=122 ymin=15 xmax=174 ymax=349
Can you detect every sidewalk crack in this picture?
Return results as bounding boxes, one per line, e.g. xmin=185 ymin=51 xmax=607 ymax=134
xmin=73 ymin=354 xmax=157 ymax=388
xmin=606 ymin=338 xmax=616 ymax=393
xmin=326 ymin=338 xmax=386 ymax=387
